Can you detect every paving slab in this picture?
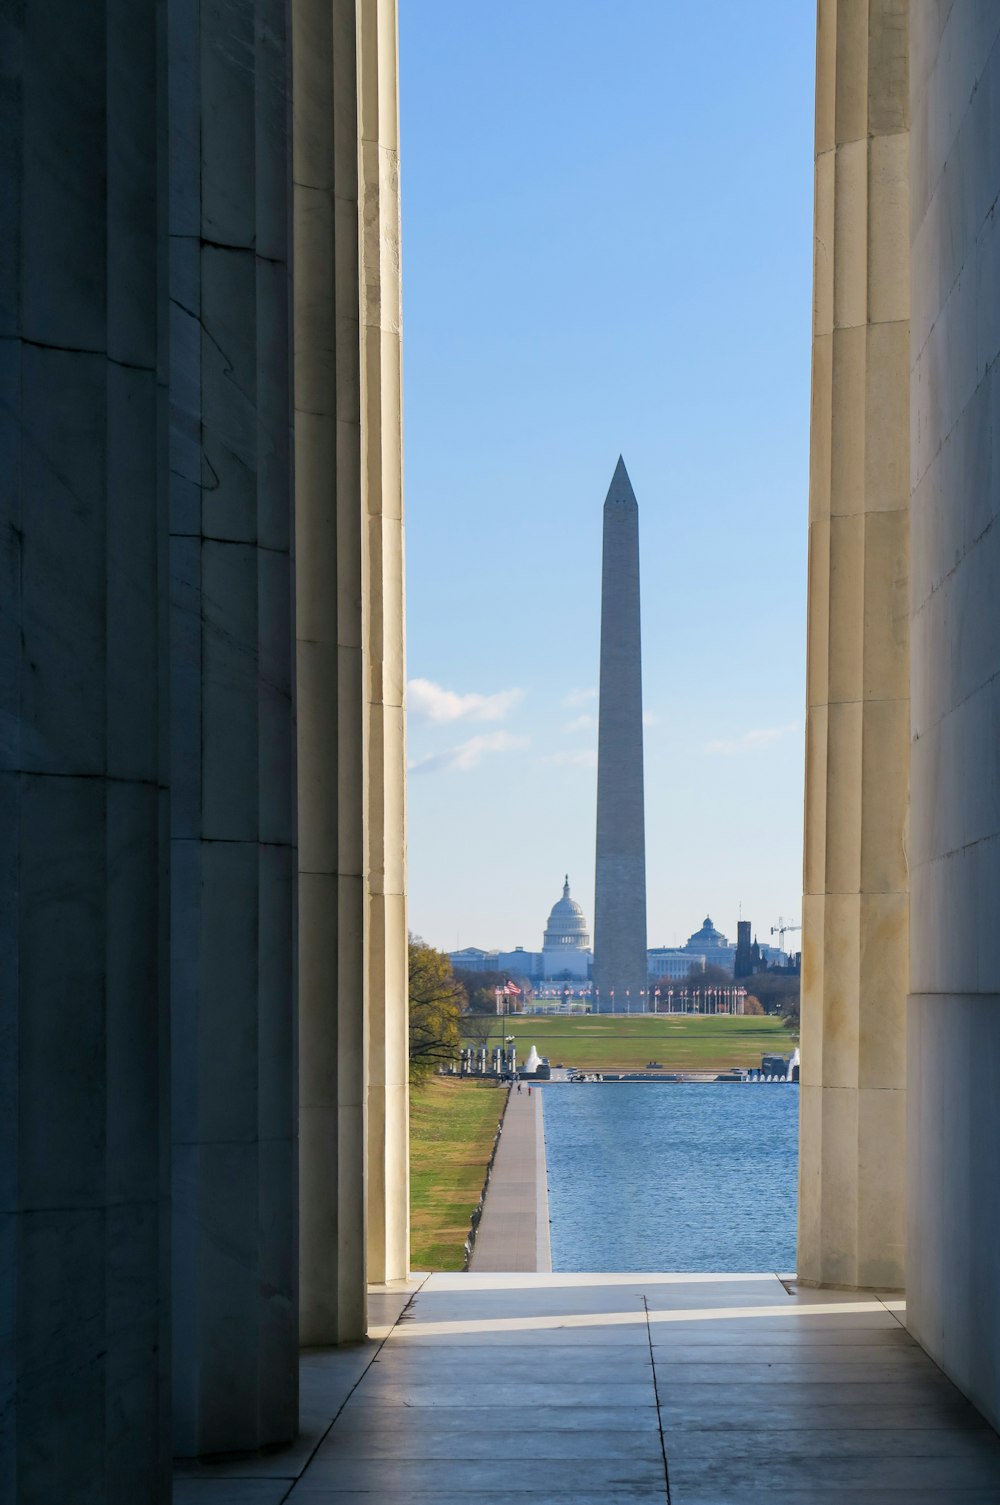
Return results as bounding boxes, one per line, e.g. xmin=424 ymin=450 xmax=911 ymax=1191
xmin=176 ymin=1272 xmax=1000 ymax=1503
xmin=469 ymin=1086 xmax=551 ymax=1272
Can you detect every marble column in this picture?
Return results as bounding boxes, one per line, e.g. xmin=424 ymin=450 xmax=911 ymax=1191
xmin=294 ymin=0 xmax=408 ymax=1329
xmin=168 ymin=0 xmax=298 ymax=1456
xmin=798 ymin=0 xmax=910 ymax=1290
xmin=360 ymin=0 xmax=410 ymax=1288
xmin=907 ymin=3 xmax=1000 ymax=1434
xmin=0 ymin=4 xmax=170 ymax=1498
xmin=293 ymin=0 xmax=369 ymax=1344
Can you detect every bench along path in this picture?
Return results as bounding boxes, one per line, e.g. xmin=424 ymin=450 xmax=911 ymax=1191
xmin=469 ymin=1084 xmax=552 ymax=1273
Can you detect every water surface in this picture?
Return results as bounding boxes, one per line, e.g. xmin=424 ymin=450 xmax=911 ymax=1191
xmin=542 ymin=1083 xmax=798 ymax=1272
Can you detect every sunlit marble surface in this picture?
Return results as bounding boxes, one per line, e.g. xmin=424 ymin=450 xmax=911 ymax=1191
xmin=175 ymin=1274 xmax=1000 ymax=1503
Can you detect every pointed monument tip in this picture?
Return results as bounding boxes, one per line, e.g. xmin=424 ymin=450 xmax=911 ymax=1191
xmin=604 ymin=454 xmax=637 ymax=508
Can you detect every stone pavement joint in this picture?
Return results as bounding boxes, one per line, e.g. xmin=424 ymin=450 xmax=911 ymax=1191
xmin=173 ymin=1274 xmax=1000 ymax=1502
xmin=469 ymin=1085 xmax=551 ymax=1273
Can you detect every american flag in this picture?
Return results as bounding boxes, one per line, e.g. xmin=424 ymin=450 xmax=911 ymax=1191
xmin=503 ymin=980 xmax=521 ymax=996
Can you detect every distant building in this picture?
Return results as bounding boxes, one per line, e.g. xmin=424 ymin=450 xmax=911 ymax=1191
xmin=450 ymin=898 xmax=795 ymax=992
xmin=648 ymin=948 xmax=707 ymax=981
xmin=447 ymin=945 xmax=544 ymax=980
xmin=734 ymin=920 xmax=754 ymax=977
xmin=448 ymin=947 xmax=497 ymax=975
xmin=735 ymin=920 xmax=797 ymax=976
xmin=498 ymin=947 xmax=544 ymax=980
xmin=541 ymin=876 xmax=592 ymax=980
xmin=448 ymin=876 xmax=592 ymax=984
xmin=682 ymin=916 xmax=736 ymax=975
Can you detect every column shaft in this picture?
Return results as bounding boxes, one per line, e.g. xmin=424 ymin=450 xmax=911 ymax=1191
xmin=360 ymin=0 xmax=410 ymax=1288
xmin=907 ymin=3 xmax=1000 ymax=1433
xmin=799 ymin=0 xmax=910 ymax=1290
xmin=293 ymin=0 xmax=369 ymax=1343
xmin=168 ymin=0 xmax=298 ymax=1455
xmin=0 ymin=3 xmax=170 ymax=1497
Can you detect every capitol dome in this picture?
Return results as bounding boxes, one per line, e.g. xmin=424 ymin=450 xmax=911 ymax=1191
xmin=543 ymin=876 xmax=590 ymax=951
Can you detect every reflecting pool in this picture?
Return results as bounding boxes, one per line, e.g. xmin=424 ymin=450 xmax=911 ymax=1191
xmin=542 ymin=1083 xmax=798 ymax=1272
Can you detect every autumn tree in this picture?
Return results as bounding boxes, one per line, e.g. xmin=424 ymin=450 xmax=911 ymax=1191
xmin=408 ymin=935 xmax=465 ymax=1080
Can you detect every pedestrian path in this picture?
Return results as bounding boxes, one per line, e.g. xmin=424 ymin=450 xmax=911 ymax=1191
xmin=174 ymin=1273 xmax=1000 ymax=1503
xmin=469 ymin=1084 xmax=551 ymax=1273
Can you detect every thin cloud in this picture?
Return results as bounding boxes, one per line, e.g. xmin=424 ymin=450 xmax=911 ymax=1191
xmin=562 ymin=687 xmax=597 ymax=708
xmin=540 ymin=749 xmax=598 ymax=769
xmin=704 ymin=722 xmax=799 ymax=756
xmin=563 ymin=713 xmax=597 ymax=734
xmin=408 ymin=731 xmax=529 ymax=775
xmin=408 ymin=677 xmax=522 ymax=724
xmin=643 ymin=711 xmax=660 ymax=727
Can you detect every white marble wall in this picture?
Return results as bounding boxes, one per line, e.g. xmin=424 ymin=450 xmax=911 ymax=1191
xmin=907 ymin=1 xmax=1000 ymax=1434
xmin=0 ymin=4 xmax=170 ymax=1498
xmin=168 ymin=0 xmax=298 ymax=1458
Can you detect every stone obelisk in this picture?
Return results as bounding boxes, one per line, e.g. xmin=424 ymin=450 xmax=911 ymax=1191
xmin=593 ymin=457 xmax=647 ymax=1014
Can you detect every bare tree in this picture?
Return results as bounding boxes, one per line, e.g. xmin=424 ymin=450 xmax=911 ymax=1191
xmin=409 ymin=935 xmax=466 ymax=1079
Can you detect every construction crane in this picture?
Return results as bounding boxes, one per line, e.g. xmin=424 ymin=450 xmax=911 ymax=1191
xmin=770 ymin=917 xmax=801 ymax=954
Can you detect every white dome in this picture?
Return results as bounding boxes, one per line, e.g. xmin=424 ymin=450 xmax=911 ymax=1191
xmin=543 ymin=876 xmax=590 ymax=950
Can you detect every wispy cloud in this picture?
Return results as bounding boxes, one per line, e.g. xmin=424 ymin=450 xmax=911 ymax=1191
xmin=562 ymin=687 xmax=597 ymax=708
xmin=563 ymin=713 xmax=596 ymax=734
xmin=408 ymin=731 xmax=529 ymax=775
xmin=539 ymin=749 xmax=598 ymax=769
xmin=408 ymin=677 xmax=522 ymax=724
xmin=704 ymin=722 xmax=799 ymax=756
xmin=643 ymin=711 xmax=660 ymax=728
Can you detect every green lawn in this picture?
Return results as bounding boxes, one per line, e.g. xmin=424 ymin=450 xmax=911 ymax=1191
xmin=409 ymin=1077 xmax=507 ymax=1271
xmin=463 ymin=1012 xmax=796 ymax=1073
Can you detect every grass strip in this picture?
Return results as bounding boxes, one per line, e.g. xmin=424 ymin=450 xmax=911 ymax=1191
xmin=462 ymin=1013 xmax=797 ymax=1072
xmin=409 ymin=1076 xmax=507 ymax=1271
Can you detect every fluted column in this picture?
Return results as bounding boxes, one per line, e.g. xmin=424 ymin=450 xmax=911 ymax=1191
xmin=360 ymin=0 xmax=409 ymax=1288
xmin=0 ymin=4 xmax=169 ymax=1497
xmin=293 ymin=0 xmax=369 ymax=1343
xmin=294 ymin=0 xmax=408 ymax=1329
xmin=798 ymin=0 xmax=910 ymax=1290
xmin=168 ymin=0 xmax=298 ymax=1455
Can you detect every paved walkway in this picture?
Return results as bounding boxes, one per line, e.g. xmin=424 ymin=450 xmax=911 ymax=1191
xmin=176 ymin=1274 xmax=1000 ymax=1503
xmin=469 ymin=1084 xmax=551 ymax=1273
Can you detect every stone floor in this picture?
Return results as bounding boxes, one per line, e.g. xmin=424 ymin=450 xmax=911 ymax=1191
xmin=174 ymin=1273 xmax=1000 ymax=1503
xmin=469 ymin=1085 xmax=551 ymax=1273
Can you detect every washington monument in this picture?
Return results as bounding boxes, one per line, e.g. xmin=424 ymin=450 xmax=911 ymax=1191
xmin=593 ymin=458 xmax=648 ymax=1013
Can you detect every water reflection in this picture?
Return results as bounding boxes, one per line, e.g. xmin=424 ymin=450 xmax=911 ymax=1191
xmin=543 ymin=1083 xmax=798 ymax=1272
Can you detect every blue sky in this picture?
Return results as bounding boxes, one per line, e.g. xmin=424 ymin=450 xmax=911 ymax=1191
xmin=400 ymin=0 xmax=815 ymax=955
